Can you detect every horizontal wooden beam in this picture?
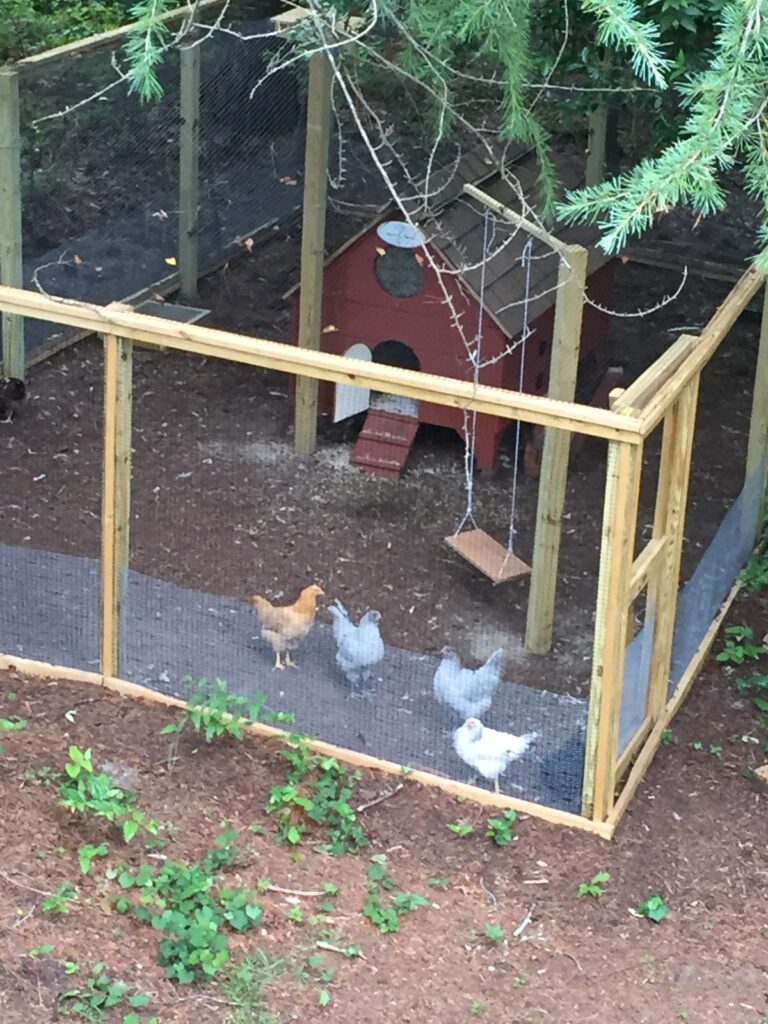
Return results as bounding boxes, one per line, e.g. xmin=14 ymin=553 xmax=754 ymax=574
xmin=463 ymin=183 xmax=568 ymax=254
xmin=15 ymin=0 xmax=225 ymax=70
xmin=613 ymin=334 xmax=698 ymax=415
xmin=628 ymin=536 xmax=666 ymax=601
xmin=0 ymin=653 xmax=614 ymax=838
xmin=0 ymin=285 xmax=644 ymax=441
xmin=636 ymin=266 xmax=765 ymax=434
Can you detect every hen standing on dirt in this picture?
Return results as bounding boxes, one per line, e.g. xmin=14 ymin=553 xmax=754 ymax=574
xmin=0 ymin=378 xmax=25 ymax=423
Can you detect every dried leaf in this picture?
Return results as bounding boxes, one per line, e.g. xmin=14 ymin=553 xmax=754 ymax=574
xmin=73 ymin=254 xmax=82 ymax=265
xmin=152 ymin=209 xmax=169 ymax=221
xmin=376 ymin=247 xmax=386 ymax=256
xmin=620 ymin=255 xmax=630 ymax=264
xmin=244 ymin=237 xmax=255 ymax=253
xmin=414 ymin=252 xmax=425 ymax=266
xmin=164 ymin=256 xmax=177 ymax=266
xmin=322 ymin=324 xmax=339 ymax=333
xmin=280 ymin=176 xmax=298 ymax=186
xmin=152 ymin=293 xmax=166 ymax=303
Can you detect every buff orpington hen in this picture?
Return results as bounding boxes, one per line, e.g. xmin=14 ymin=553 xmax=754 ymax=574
xmin=250 ymin=584 xmax=324 ymax=670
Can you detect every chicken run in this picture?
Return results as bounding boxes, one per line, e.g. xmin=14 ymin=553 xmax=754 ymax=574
xmin=0 ymin=237 xmax=765 ymax=838
xmin=0 ymin=14 xmax=767 ymax=832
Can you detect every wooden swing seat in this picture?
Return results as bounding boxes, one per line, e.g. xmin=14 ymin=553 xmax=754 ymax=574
xmin=445 ymin=529 xmax=531 ymax=584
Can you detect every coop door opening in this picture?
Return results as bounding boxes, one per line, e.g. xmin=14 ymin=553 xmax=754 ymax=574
xmin=334 ymin=343 xmax=372 ymax=422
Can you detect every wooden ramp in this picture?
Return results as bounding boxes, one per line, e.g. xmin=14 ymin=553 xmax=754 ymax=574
xmin=445 ymin=529 xmax=531 ymax=584
xmin=351 ymin=408 xmax=419 ymax=479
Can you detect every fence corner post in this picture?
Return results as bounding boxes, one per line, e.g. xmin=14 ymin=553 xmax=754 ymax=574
xmin=178 ymin=42 xmax=201 ymax=302
xmin=0 ymin=65 xmax=24 ymax=378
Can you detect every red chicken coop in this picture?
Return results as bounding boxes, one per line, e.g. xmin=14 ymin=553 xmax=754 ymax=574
xmin=290 ymin=144 xmax=617 ymax=478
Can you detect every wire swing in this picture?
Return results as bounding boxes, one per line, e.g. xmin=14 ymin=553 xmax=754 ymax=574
xmin=444 ymin=210 xmax=533 ymax=585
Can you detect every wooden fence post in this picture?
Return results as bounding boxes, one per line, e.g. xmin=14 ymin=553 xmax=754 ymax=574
xmin=525 ymin=245 xmax=588 ymax=653
xmin=0 ymin=67 xmax=24 ymax=378
xmin=178 ymin=42 xmax=201 ymax=301
xmin=644 ymin=375 xmax=699 ymax=720
xmin=294 ymin=52 xmax=333 ymax=456
xmin=101 ymin=334 xmax=133 ymax=678
xmin=746 ymin=283 xmax=768 ymax=524
xmin=582 ymin=437 xmax=642 ymax=821
xmin=586 ymin=105 xmax=608 ymax=187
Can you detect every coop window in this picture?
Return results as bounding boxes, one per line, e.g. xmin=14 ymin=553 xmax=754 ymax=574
xmin=374 ymin=247 xmax=425 ymax=299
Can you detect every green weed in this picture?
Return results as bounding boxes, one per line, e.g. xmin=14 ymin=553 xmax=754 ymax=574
xmin=78 ymin=843 xmax=109 ymax=875
xmin=161 ymin=677 xmax=292 ymax=748
xmin=59 ymin=746 xmax=159 ymax=844
xmin=447 ymin=821 xmax=474 ymax=837
xmin=633 ymin=894 xmax=670 ymax=922
xmin=42 ymin=881 xmax=79 ymax=914
xmin=58 ymin=962 xmax=155 ymax=1024
xmin=717 ymin=625 xmax=767 ymax=665
xmin=363 ymin=854 xmax=428 ymax=933
xmin=486 ymin=810 xmax=517 ymax=845
xmin=577 ymin=871 xmax=610 ymax=899
xmin=115 ymin=831 xmax=261 ymax=983
xmin=266 ymin=736 xmax=366 ymax=855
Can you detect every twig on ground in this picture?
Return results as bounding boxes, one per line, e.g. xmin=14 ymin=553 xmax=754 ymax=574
xmin=13 ymin=904 xmax=38 ymax=929
xmin=512 ymin=905 xmax=535 ymax=938
xmin=479 ymin=877 xmax=497 ymax=907
xmin=0 ymin=870 xmax=52 ymax=898
xmin=267 ymin=884 xmax=326 ymax=897
xmin=316 ymin=940 xmax=368 ymax=961
xmin=356 ymin=782 xmax=404 ymax=812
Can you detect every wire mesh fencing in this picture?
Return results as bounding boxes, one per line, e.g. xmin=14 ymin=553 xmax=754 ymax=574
xmin=0 ymin=341 xmax=103 ymax=673
xmin=106 ymin=345 xmax=600 ymax=815
xmin=5 ymin=16 xmax=307 ymax=367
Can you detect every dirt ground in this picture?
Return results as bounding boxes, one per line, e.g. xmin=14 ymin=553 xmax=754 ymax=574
xmin=1 ymin=576 xmax=767 ymax=1024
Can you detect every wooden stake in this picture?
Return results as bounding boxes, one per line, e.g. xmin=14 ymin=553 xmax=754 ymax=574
xmin=178 ymin=42 xmax=201 ymax=302
xmin=746 ymin=283 xmax=768 ymax=520
xmin=0 ymin=68 xmax=24 ymax=379
xmin=101 ymin=334 xmax=133 ymax=678
xmin=582 ymin=439 xmax=642 ymax=820
xmin=526 ymin=245 xmax=589 ymax=653
xmin=294 ymin=52 xmax=333 ymax=456
xmin=644 ymin=376 xmax=699 ymax=722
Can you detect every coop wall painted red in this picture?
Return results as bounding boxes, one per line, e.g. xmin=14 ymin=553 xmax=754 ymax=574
xmin=293 ymin=230 xmax=615 ymax=471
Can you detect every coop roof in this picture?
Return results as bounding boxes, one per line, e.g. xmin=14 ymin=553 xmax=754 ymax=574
xmin=287 ymin=141 xmax=613 ymax=338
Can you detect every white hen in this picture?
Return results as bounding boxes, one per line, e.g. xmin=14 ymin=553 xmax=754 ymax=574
xmin=453 ymin=717 xmax=538 ymax=793
xmin=328 ymin=599 xmax=384 ymax=698
xmin=433 ymin=647 xmax=504 ymax=720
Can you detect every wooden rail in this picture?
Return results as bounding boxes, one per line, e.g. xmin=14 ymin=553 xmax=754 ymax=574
xmin=0 ymin=285 xmax=644 ymax=441
xmin=14 ymin=0 xmax=226 ymax=71
xmin=0 ymin=653 xmax=615 ymax=839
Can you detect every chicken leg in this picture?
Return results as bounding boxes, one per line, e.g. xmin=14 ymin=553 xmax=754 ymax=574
xmin=274 ymin=652 xmax=286 ymax=670
xmin=285 ymin=652 xmax=297 ymax=668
